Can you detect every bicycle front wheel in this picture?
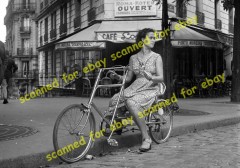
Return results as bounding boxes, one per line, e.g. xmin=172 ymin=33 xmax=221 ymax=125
xmin=148 ymin=100 xmax=173 ymax=144
xmin=53 ymin=104 xmax=95 ymax=163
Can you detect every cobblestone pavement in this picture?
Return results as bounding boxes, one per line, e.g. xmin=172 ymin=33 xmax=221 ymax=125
xmin=50 ymin=123 xmax=240 ymax=168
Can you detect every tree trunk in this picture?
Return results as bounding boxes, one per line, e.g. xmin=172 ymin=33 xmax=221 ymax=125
xmin=162 ymin=0 xmax=172 ymax=98
xmin=231 ymin=0 xmax=240 ymax=102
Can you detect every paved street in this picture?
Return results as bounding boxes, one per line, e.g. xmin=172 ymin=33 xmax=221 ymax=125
xmin=49 ymin=123 xmax=240 ymax=168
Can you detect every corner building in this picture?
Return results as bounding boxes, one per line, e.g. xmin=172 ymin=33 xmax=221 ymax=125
xmin=36 ymin=0 xmax=234 ymax=96
xmin=4 ymin=0 xmax=39 ymax=96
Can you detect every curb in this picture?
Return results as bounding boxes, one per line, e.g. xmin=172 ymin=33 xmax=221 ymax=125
xmin=1 ymin=116 xmax=240 ymax=168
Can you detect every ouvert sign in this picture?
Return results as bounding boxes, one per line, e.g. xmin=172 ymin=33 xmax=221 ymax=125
xmin=114 ymin=0 xmax=157 ymax=17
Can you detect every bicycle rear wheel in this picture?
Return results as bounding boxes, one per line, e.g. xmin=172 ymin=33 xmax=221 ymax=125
xmin=148 ymin=100 xmax=173 ymax=144
xmin=53 ymin=104 xmax=95 ymax=163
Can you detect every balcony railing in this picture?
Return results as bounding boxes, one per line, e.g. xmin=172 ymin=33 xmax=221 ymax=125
xmin=59 ymin=23 xmax=67 ymax=35
xmin=50 ymin=29 xmax=57 ymax=39
xmin=215 ymin=19 xmax=222 ymax=30
xmin=14 ymin=70 xmax=36 ymax=79
xmin=44 ymin=33 xmax=48 ymax=43
xmin=17 ymin=48 xmax=33 ymax=55
xmin=88 ymin=7 xmax=96 ymax=23
xmin=196 ymin=11 xmax=205 ymax=25
xmin=9 ymin=3 xmax=36 ymax=12
xmin=74 ymin=15 xmax=81 ymax=29
xmin=229 ymin=23 xmax=234 ymax=34
xmin=20 ymin=26 xmax=31 ymax=33
xmin=40 ymin=36 xmax=43 ymax=46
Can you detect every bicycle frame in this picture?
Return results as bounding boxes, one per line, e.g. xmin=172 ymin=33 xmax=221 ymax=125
xmin=83 ymin=66 xmax=129 ymax=141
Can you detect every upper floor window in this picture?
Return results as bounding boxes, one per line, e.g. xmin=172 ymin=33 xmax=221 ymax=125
xmin=229 ymin=7 xmax=234 ymax=33
xmin=176 ymin=0 xmax=187 ymax=18
xmin=45 ymin=17 xmax=48 ymax=34
xmin=22 ymin=0 xmax=30 ymax=9
xmin=40 ymin=21 xmax=43 ymax=36
xmin=51 ymin=11 xmax=56 ymax=30
xmin=89 ymin=0 xmax=93 ymax=8
xmin=60 ymin=4 xmax=67 ymax=25
xmin=215 ymin=0 xmax=222 ymax=30
xmin=21 ymin=15 xmax=30 ymax=28
xmin=75 ymin=0 xmax=81 ymax=17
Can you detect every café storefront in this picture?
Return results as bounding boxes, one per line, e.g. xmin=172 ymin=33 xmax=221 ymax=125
xmin=54 ymin=19 xmax=226 ymax=97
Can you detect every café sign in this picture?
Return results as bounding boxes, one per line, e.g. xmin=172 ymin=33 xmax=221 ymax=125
xmin=97 ymin=32 xmax=137 ymax=43
xmin=115 ymin=0 xmax=157 ymax=17
xmin=172 ymin=40 xmax=223 ymax=49
xmin=55 ymin=42 xmax=106 ymax=50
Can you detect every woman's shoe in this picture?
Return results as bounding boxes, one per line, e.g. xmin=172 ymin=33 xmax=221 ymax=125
xmin=139 ymin=138 xmax=152 ymax=152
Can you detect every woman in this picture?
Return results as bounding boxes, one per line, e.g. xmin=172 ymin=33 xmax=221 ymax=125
xmin=109 ymin=28 xmax=164 ymax=152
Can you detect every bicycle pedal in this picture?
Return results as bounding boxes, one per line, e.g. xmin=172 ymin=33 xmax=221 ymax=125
xmin=107 ymin=139 xmax=118 ymax=146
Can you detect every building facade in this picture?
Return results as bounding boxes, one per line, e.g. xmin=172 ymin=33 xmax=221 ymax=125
xmin=36 ymin=0 xmax=234 ymax=96
xmin=4 ymin=0 xmax=40 ymax=96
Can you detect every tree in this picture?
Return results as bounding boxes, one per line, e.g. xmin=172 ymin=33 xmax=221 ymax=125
xmin=222 ymin=0 xmax=240 ymax=102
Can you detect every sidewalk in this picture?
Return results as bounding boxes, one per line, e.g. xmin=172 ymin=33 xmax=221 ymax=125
xmin=0 ymin=97 xmax=239 ymax=168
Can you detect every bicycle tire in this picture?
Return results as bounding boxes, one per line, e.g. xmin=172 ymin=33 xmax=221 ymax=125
xmin=53 ymin=104 xmax=96 ymax=163
xmin=148 ymin=100 xmax=173 ymax=144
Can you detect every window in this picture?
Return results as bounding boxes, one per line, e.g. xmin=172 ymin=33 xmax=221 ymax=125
xmin=82 ymin=50 xmax=101 ymax=77
xmin=22 ymin=61 xmax=29 ymax=77
xmin=45 ymin=51 xmax=48 ymax=76
xmin=51 ymin=50 xmax=56 ymax=75
xmin=21 ymin=38 xmax=30 ymax=55
xmin=176 ymin=0 xmax=187 ymax=18
xmin=40 ymin=21 xmax=43 ymax=36
xmin=21 ymin=15 xmax=30 ymax=29
xmin=75 ymin=0 xmax=81 ymax=16
xmin=22 ymin=0 xmax=30 ymax=9
xmin=215 ymin=0 xmax=222 ymax=30
xmin=89 ymin=0 xmax=93 ymax=8
xmin=51 ymin=12 xmax=56 ymax=30
xmin=229 ymin=7 xmax=234 ymax=33
xmin=45 ymin=17 xmax=48 ymax=35
xmin=60 ymin=4 xmax=67 ymax=25
xmin=196 ymin=0 xmax=204 ymax=25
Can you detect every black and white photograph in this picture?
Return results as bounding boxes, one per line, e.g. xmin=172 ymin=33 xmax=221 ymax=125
xmin=0 ymin=0 xmax=239 ymax=168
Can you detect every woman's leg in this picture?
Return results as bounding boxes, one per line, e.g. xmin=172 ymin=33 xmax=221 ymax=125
xmin=126 ymin=99 xmax=150 ymax=141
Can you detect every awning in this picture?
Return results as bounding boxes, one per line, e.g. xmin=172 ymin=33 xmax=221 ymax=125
xmin=96 ymin=20 xmax=162 ymax=43
xmin=171 ymin=22 xmax=223 ymax=49
xmin=188 ymin=25 xmax=233 ymax=47
xmin=55 ymin=23 xmax=106 ymax=50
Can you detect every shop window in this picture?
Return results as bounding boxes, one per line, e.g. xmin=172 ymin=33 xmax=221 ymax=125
xmin=82 ymin=50 xmax=101 ymax=77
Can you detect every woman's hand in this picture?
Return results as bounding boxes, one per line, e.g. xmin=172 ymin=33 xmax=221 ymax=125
xmin=143 ymin=70 xmax=153 ymax=81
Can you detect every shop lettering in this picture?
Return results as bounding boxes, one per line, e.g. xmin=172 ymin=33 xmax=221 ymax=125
xmin=71 ymin=42 xmax=92 ymax=47
xmin=118 ymin=6 xmax=152 ymax=11
xmin=121 ymin=32 xmax=136 ymax=40
xmin=102 ymin=33 xmax=117 ymax=40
